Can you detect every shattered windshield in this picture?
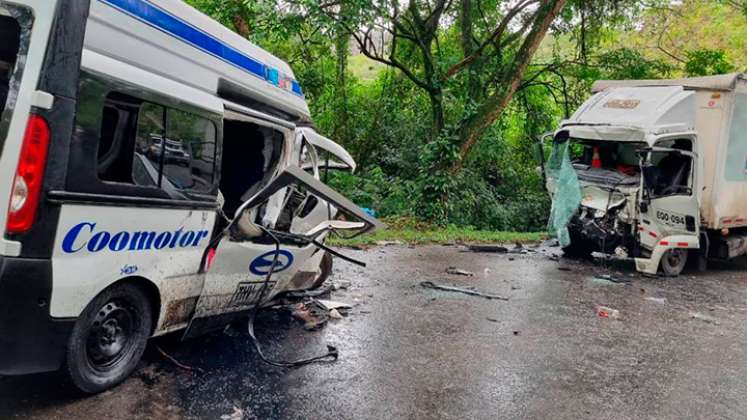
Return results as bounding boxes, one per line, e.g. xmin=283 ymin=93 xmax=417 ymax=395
xmin=568 ymin=139 xmax=644 ymax=186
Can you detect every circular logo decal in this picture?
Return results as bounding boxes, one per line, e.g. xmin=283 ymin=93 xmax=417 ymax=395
xmin=249 ymin=250 xmax=294 ymax=276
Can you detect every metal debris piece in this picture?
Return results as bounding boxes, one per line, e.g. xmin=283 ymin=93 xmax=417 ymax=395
xmin=557 ymin=266 xmax=573 ymax=272
xmin=419 ymin=281 xmax=509 ymax=301
xmin=329 ymin=309 xmax=343 ymax=319
xmin=467 ymin=244 xmax=508 ymax=253
xmin=592 ymin=274 xmax=630 ymax=285
xmin=446 ymin=266 xmax=475 ymax=276
xmin=284 ymin=283 xmax=333 ymax=299
xmin=316 ymin=299 xmax=353 ymax=311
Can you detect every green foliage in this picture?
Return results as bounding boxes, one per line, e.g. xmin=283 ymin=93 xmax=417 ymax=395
xmin=684 ymin=49 xmax=735 ymax=76
xmin=596 ymin=48 xmax=675 ymax=79
xmin=186 ymin=0 xmax=746 ymax=234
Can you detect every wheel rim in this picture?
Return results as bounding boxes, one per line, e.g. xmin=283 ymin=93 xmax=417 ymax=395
xmin=85 ymin=299 xmax=138 ymax=372
xmin=663 ymin=249 xmax=686 ymax=274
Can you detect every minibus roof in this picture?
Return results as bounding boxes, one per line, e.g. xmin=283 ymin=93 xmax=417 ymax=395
xmin=86 ymin=0 xmax=310 ymax=120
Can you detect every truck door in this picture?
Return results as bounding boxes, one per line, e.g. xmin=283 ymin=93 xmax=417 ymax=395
xmin=184 ymin=166 xmax=383 ymax=338
xmin=638 ymin=140 xmax=700 ymax=272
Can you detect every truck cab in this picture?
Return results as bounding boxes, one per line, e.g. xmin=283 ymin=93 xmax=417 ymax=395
xmin=547 ymin=85 xmax=703 ymax=276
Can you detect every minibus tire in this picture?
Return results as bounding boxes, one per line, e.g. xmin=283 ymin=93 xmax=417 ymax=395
xmin=63 ymin=283 xmax=152 ymax=394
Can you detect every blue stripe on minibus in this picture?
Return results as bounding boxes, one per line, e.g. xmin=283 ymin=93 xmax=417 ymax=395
xmin=99 ymin=0 xmax=304 ymax=97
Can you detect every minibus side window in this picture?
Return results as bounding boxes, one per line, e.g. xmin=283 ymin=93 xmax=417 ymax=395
xmin=163 ymin=108 xmax=216 ymax=193
xmin=94 ymin=91 xmax=218 ymax=200
xmin=133 ymin=102 xmax=165 ymax=188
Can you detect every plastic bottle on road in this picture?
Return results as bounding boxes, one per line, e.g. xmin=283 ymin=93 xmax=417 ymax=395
xmin=594 ymin=305 xmax=620 ymax=319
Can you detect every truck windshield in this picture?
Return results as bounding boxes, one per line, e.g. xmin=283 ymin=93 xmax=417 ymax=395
xmin=0 ymin=13 xmax=20 ymax=117
xmin=567 ymin=139 xmax=645 ymax=186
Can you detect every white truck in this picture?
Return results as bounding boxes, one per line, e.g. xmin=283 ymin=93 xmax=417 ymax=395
xmin=546 ymin=73 xmax=747 ymax=276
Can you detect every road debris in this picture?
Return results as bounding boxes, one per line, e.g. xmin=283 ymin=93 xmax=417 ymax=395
xmin=220 ymin=406 xmax=245 ymax=420
xmin=557 ymin=266 xmax=573 ymax=272
xmin=446 ymin=267 xmax=475 ymax=276
xmin=467 ymin=244 xmax=508 ymax=253
xmin=290 ymin=301 xmax=330 ymax=330
xmin=284 ymin=283 xmax=333 ymax=299
xmin=690 ymin=312 xmax=719 ymax=325
xmin=591 ymin=274 xmax=630 ymax=285
xmin=486 ymin=317 xmax=499 ymax=323
xmin=645 ymin=297 xmax=667 ymax=304
xmin=594 ymin=305 xmax=621 ymax=319
xmin=375 ymin=240 xmax=404 ymax=246
xmin=156 ymin=346 xmax=205 ymax=374
xmin=316 ymin=299 xmax=353 ymax=311
xmin=542 ymin=238 xmax=560 ymax=247
xmin=419 ymin=281 xmax=509 ymax=301
xmin=329 ymin=309 xmax=344 ymax=320
xmin=332 ymin=280 xmax=352 ymax=290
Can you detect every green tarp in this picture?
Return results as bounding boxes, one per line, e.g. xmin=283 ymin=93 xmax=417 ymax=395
xmin=546 ymin=141 xmax=582 ymax=247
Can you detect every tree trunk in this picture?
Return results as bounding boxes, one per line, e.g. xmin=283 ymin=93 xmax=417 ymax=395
xmin=450 ymin=0 xmax=567 ymax=173
xmin=333 ymin=6 xmax=350 ymax=144
xmin=429 ymin=89 xmax=445 ymax=140
xmin=232 ymin=14 xmax=250 ymax=38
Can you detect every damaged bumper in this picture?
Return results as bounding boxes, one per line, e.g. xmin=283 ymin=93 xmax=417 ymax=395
xmin=634 ymin=234 xmax=699 ymax=275
xmin=0 ymin=257 xmax=74 ymax=375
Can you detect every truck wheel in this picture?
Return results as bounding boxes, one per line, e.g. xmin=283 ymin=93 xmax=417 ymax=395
xmin=63 ymin=283 xmax=152 ymax=394
xmin=311 ymin=252 xmax=333 ymax=289
xmin=660 ymin=249 xmax=688 ymax=277
xmin=562 ymin=241 xmax=594 ymax=259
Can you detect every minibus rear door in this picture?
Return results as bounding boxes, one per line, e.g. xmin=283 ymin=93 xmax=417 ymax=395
xmin=183 ymin=166 xmax=383 ymax=338
xmin=0 ymin=0 xmax=89 ymax=255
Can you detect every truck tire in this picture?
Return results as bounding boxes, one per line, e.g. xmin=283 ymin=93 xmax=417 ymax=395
xmin=63 ymin=283 xmax=152 ymax=394
xmin=660 ymin=249 xmax=688 ymax=277
xmin=562 ymin=244 xmax=593 ymax=259
xmin=310 ymin=252 xmax=333 ymax=289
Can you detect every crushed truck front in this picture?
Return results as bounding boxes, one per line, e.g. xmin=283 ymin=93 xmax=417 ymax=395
xmin=545 ymin=84 xmax=702 ymax=275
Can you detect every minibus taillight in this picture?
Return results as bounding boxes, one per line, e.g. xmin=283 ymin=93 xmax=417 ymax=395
xmin=6 ymin=114 xmax=50 ymax=234
xmin=205 ymin=248 xmax=217 ymax=272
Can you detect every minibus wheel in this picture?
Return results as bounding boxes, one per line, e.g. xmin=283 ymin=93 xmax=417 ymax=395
xmin=64 ymin=283 xmax=152 ymax=394
xmin=660 ymin=249 xmax=688 ymax=277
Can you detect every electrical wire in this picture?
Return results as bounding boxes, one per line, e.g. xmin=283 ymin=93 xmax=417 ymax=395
xmin=244 ymin=224 xmax=338 ymax=367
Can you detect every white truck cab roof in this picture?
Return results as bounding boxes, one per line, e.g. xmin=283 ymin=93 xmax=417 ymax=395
xmin=558 ymin=85 xmax=696 ymax=144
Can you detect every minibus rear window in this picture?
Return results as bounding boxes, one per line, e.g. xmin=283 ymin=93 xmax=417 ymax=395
xmin=0 ymin=14 xmax=21 ymax=116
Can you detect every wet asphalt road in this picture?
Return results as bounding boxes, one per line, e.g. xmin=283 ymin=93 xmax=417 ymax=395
xmin=3 ymin=244 xmax=747 ymax=419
